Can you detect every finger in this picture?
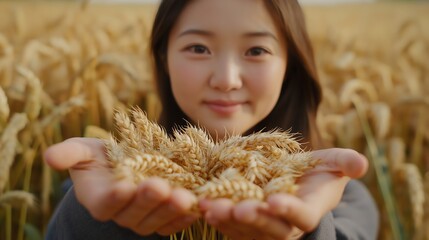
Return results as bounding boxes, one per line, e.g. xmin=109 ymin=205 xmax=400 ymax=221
xmin=203 ymin=198 xmax=234 ymax=223
xmin=312 ymin=148 xmax=368 ymax=178
xmin=203 ymin=199 xmax=255 ymax=240
xmin=44 ymin=137 xmax=106 ymax=170
xmin=233 ymin=200 xmax=292 ymax=239
xmin=135 ymin=188 xmax=196 ymax=235
xmin=156 ymin=215 xmax=198 ymax=236
xmin=232 ymin=199 xmax=268 ymax=223
xmin=267 ymin=194 xmax=321 ymax=232
xmin=79 ymin=178 xmax=137 ymax=221
xmin=168 ymin=188 xmax=198 ymax=213
xmin=114 ymin=178 xmax=171 ymax=228
xmin=45 ymin=137 xmax=136 ymax=221
xmin=215 ymin=222 xmax=254 ymax=240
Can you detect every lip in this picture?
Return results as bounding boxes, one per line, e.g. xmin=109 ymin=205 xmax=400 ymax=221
xmin=204 ymin=100 xmax=245 ymax=115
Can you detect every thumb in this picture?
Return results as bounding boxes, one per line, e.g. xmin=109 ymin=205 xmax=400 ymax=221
xmin=311 ymin=148 xmax=368 ymax=179
xmin=44 ymin=137 xmax=106 ymax=170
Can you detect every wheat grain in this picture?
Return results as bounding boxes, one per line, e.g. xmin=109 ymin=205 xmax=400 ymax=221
xmin=269 ymin=152 xmax=318 ymax=178
xmin=220 ymin=130 xmax=301 ymax=154
xmin=264 ymin=175 xmax=298 ymax=195
xmin=195 ymin=169 xmax=264 ymax=202
xmin=108 ymin=107 xmax=317 ymax=206
xmin=339 ymin=79 xmax=378 ymax=109
xmin=84 ymin=125 xmax=110 ymax=139
xmin=167 ymin=131 xmax=207 ymax=179
xmin=419 ymin=172 xmax=429 ymax=240
xmin=393 ymin=163 xmax=425 ymax=239
xmin=131 ymin=107 xmax=171 ymax=152
xmin=0 ymin=113 xmax=28 ymax=192
xmin=0 ymin=86 xmax=9 ymax=130
xmin=120 ymin=153 xmax=188 ymax=178
xmin=97 ymin=81 xmax=117 ymax=128
xmin=38 ymin=95 xmax=85 ymax=129
xmin=113 ymin=110 xmax=142 ymax=156
xmin=0 ymin=191 xmax=35 ymax=208
xmin=404 ymin=164 xmax=424 ymax=235
xmin=367 ymin=102 xmax=391 ymax=140
xmin=15 ymin=65 xmax=42 ymax=121
xmin=387 ymin=138 xmax=406 ymax=171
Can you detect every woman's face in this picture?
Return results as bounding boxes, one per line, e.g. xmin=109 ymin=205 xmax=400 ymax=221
xmin=167 ymin=0 xmax=287 ymax=139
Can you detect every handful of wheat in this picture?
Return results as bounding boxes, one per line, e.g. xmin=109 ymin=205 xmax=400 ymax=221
xmin=104 ymin=107 xmax=320 ymax=239
xmin=105 ymin=107 xmax=319 ymax=205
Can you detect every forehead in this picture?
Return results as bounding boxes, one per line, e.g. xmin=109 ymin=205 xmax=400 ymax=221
xmin=171 ymin=0 xmax=281 ymax=37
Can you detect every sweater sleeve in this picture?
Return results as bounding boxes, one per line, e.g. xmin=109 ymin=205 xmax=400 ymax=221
xmin=46 ymin=186 xmax=168 ymax=240
xmin=303 ymin=180 xmax=379 ymax=240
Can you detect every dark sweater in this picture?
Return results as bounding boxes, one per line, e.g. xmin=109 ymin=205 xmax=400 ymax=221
xmin=46 ymin=180 xmax=379 ymax=240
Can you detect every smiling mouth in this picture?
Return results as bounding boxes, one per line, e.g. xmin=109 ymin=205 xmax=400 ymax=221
xmin=204 ymin=101 xmax=246 ymax=115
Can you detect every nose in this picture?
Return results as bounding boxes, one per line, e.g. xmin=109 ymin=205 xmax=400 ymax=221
xmin=209 ymin=54 xmax=243 ymax=92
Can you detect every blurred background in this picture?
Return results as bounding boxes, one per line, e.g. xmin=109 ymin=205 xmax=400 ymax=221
xmin=0 ymin=0 xmax=428 ymax=239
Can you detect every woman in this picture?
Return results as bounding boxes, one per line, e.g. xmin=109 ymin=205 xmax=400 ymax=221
xmin=45 ymin=0 xmax=379 ymax=239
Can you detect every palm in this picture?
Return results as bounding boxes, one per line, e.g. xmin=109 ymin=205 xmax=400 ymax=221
xmin=266 ymin=148 xmax=368 ymax=231
xmin=198 ymin=148 xmax=368 ymax=239
xmin=45 ymin=138 xmax=199 ymax=236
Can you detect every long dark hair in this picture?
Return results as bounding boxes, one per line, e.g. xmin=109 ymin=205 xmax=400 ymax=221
xmin=150 ymin=0 xmax=322 ymax=148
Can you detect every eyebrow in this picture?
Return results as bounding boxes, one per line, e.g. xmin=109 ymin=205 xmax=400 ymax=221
xmin=177 ymin=29 xmax=214 ymax=38
xmin=242 ymin=32 xmax=279 ymax=42
xmin=177 ymin=29 xmax=279 ymax=42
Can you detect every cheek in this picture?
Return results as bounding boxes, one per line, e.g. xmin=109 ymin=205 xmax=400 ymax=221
xmin=246 ymin=62 xmax=285 ymax=101
xmin=170 ymin=58 xmax=195 ymax=89
xmin=168 ymin=54 xmax=208 ymax=107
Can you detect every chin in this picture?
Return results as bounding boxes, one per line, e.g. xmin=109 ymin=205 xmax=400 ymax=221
xmin=209 ymin=127 xmax=247 ymax=140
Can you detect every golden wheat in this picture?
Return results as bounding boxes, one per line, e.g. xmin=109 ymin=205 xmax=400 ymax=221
xmin=195 ymin=168 xmax=265 ymax=202
xmin=393 ymin=163 xmax=425 ymax=239
xmin=0 ymin=86 xmax=9 ymax=130
xmin=0 ymin=191 xmax=35 ymax=208
xmin=0 ymin=113 xmax=28 ymax=192
xmin=15 ymin=65 xmax=43 ymax=121
xmin=106 ymin=107 xmax=318 ymax=208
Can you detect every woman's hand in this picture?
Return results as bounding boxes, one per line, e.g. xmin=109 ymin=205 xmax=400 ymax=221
xmin=200 ymin=198 xmax=303 ymax=240
xmin=199 ymin=148 xmax=368 ymax=240
xmin=44 ymin=137 xmax=199 ymax=236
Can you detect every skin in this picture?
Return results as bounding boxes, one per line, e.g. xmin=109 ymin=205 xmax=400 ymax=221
xmin=167 ymin=0 xmax=286 ymax=139
xmin=44 ymin=0 xmax=369 ymax=239
xmin=45 ymin=138 xmax=367 ymax=239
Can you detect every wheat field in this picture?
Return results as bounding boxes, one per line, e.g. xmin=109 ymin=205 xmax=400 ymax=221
xmin=0 ymin=1 xmax=428 ymax=240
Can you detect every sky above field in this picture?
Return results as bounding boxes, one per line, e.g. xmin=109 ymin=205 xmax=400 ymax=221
xmin=90 ymin=0 xmax=376 ymax=4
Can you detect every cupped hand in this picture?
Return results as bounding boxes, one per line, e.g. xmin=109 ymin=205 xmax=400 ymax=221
xmin=200 ymin=198 xmax=303 ymax=240
xmin=199 ymin=148 xmax=368 ymax=240
xmin=44 ymin=137 xmax=199 ymax=236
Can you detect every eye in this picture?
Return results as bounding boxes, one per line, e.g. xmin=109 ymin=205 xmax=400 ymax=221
xmin=245 ymin=47 xmax=269 ymax=57
xmin=186 ymin=45 xmax=210 ymax=54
